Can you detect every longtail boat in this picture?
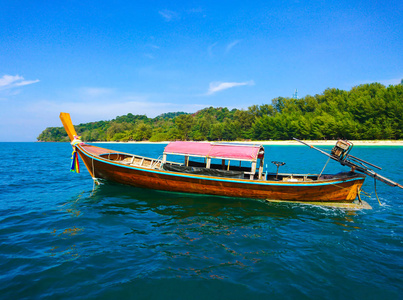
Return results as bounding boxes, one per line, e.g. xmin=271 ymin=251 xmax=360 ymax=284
xmin=60 ymin=113 xmax=403 ymax=209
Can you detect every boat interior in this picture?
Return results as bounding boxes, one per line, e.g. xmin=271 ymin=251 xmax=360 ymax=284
xmin=99 ymin=153 xmax=163 ymax=169
xmin=97 ymin=152 xmax=358 ymax=182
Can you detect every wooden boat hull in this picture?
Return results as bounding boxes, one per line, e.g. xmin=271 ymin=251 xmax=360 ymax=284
xmin=76 ymin=144 xmax=365 ymax=203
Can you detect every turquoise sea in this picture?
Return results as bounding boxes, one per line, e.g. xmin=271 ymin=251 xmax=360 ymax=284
xmin=1 ymin=142 xmax=402 ymax=299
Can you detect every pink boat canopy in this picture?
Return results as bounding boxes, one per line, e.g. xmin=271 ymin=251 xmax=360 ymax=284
xmin=163 ymin=141 xmax=264 ymax=161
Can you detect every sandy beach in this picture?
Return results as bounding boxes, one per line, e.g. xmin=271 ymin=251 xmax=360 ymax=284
xmin=94 ymin=140 xmax=403 ymax=146
xmin=257 ymin=140 xmax=403 ymax=146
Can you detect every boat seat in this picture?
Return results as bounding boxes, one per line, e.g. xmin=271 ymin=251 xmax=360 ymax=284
xmin=244 ymin=171 xmax=256 ymax=180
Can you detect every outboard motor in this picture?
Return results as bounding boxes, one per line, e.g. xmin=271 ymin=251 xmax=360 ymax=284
xmin=331 ymin=140 xmax=352 ymax=161
xmin=293 ymin=137 xmax=403 ymax=190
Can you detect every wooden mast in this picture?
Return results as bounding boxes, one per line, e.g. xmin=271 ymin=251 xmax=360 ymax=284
xmin=59 ymin=112 xmax=96 ymax=179
xmin=59 ymin=112 xmax=78 ymax=141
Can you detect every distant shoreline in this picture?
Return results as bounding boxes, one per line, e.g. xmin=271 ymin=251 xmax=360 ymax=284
xmin=91 ymin=140 xmax=403 ymax=146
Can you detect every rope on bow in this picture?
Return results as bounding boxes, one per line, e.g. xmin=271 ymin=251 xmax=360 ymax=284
xmin=70 ymin=147 xmax=80 ymax=173
xmin=70 ymin=135 xmax=82 ymax=173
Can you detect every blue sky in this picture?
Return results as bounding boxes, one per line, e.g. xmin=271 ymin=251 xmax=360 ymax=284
xmin=1 ymin=0 xmax=402 ymax=141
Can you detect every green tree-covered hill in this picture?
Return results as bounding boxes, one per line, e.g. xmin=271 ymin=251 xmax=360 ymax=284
xmin=37 ymin=83 xmax=403 ymax=142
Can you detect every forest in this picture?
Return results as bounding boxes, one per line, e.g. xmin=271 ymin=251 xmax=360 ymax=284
xmin=37 ymin=82 xmax=403 ymax=142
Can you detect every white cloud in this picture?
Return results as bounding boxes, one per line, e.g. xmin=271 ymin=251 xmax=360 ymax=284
xmin=0 ymin=74 xmax=39 ymax=90
xmin=226 ymin=40 xmax=241 ymax=53
xmin=0 ymin=75 xmax=22 ymax=87
xmin=206 ymin=80 xmax=255 ymax=95
xmin=159 ymin=9 xmax=179 ymax=22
